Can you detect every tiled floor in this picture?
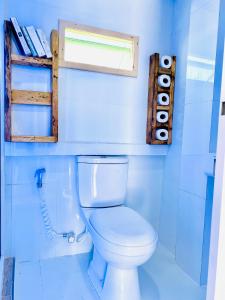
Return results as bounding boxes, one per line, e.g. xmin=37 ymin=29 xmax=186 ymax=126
xmin=14 ymin=254 xmax=98 ymax=300
xmin=142 ymin=244 xmax=206 ymax=300
xmin=14 ymin=244 xmax=206 ymax=300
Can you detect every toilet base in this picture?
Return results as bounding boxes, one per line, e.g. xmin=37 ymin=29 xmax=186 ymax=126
xmin=100 ymin=264 xmax=141 ymax=300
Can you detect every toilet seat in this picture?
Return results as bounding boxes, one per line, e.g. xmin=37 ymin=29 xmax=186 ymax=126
xmin=89 ymin=206 xmax=157 ymax=248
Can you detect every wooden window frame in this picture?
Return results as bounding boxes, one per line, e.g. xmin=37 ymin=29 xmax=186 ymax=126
xmin=58 ymin=20 xmax=139 ymax=77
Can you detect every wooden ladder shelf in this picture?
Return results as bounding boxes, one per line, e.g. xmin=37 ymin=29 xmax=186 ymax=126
xmin=4 ymin=20 xmax=59 ymax=143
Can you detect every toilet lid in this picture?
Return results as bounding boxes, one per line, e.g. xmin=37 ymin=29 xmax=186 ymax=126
xmin=89 ymin=206 xmax=157 ymax=247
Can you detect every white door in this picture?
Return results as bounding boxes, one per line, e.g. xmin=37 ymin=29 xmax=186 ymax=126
xmin=207 ymin=45 xmax=225 ymax=300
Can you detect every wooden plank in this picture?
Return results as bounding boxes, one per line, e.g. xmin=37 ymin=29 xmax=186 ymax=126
xmin=157 ymin=105 xmax=170 ymax=111
xmin=2 ymin=257 xmax=15 ymax=300
xmin=11 ymin=90 xmax=51 ymax=105
xmin=4 ymin=21 xmax=12 ymax=142
xmin=151 ymin=139 xmax=169 ymax=145
xmin=155 ymin=122 xmax=169 ymax=128
xmin=157 ymin=86 xmax=171 ymax=93
xmin=11 ymin=136 xmax=57 ymax=143
xmin=51 ymin=30 xmax=59 ymax=140
xmin=168 ymin=56 xmax=176 ymax=144
xmin=158 ymin=67 xmax=172 ymax=75
xmin=146 ymin=54 xmax=157 ymax=144
xmin=11 ymin=54 xmax=52 ymax=68
xmin=58 ymin=20 xmax=139 ymax=77
xmin=152 ymin=54 xmax=160 ymax=143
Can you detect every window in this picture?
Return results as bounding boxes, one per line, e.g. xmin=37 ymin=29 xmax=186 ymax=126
xmin=59 ymin=20 xmax=139 ymax=77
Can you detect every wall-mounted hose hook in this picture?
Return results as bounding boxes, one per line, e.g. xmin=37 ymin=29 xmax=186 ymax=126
xmin=35 ymin=167 xmax=87 ymax=244
xmin=35 ymin=168 xmax=46 ymax=188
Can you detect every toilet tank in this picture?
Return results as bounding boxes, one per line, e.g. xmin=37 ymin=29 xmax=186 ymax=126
xmin=77 ymin=156 xmax=128 ymax=208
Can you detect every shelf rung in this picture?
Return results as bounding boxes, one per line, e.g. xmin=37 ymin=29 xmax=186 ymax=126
xmin=157 ymin=86 xmax=170 ymax=93
xmin=11 ymin=54 xmax=52 ymax=68
xmin=156 ymin=105 xmax=170 ymax=111
xmin=158 ymin=67 xmax=172 ymax=75
xmin=10 ymin=136 xmax=57 ymax=143
xmin=11 ymin=90 xmax=52 ymax=106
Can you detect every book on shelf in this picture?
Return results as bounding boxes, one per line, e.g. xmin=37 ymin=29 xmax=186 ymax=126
xmin=21 ymin=26 xmax=38 ymax=57
xmin=26 ymin=26 xmax=46 ymax=57
xmin=36 ymin=29 xmax=52 ymax=58
xmin=10 ymin=17 xmax=31 ymax=56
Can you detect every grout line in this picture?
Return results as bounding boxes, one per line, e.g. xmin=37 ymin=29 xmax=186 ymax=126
xmin=39 ymin=259 xmax=45 ymax=300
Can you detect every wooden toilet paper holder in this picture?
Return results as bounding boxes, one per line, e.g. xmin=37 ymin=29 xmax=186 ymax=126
xmin=146 ymin=53 xmax=176 ymax=145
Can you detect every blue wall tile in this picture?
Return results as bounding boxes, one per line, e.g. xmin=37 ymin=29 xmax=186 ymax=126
xmin=182 ymin=101 xmax=213 ymax=155
xmin=158 ymin=0 xmax=191 ymax=254
xmin=126 ymin=156 xmax=165 ymax=231
xmin=180 ymin=155 xmax=208 ymax=198
xmin=176 ymin=191 xmax=206 ymax=283
xmin=8 ymin=156 xmax=92 ymax=260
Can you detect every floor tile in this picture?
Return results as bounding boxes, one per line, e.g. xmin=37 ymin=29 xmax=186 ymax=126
xmin=14 ymin=261 xmax=43 ymax=300
xmin=14 ymin=246 xmax=206 ymax=300
xmin=143 ymin=244 xmax=206 ymax=300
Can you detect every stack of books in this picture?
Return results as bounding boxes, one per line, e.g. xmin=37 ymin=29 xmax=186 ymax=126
xmin=10 ymin=17 xmax=52 ymax=58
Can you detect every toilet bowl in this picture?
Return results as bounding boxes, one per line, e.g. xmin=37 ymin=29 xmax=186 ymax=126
xmin=77 ymin=156 xmax=158 ymax=300
xmin=82 ymin=206 xmax=158 ymax=300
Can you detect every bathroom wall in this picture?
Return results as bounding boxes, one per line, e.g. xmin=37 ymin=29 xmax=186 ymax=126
xmin=4 ymin=156 xmax=92 ymax=260
xmin=175 ymin=0 xmax=220 ymax=285
xmin=4 ymin=0 xmax=174 ymax=156
xmin=159 ymin=0 xmax=222 ymax=286
xmin=4 ymin=155 xmax=164 ymax=261
xmin=159 ymin=0 xmax=191 ymax=254
xmin=1 ymin=0 xmax=174 ymax=259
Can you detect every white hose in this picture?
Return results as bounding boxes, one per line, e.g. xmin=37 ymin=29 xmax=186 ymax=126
xmin=35 ymin=167 xmax=88 ymax=243
xmin=38 ymin=189 xmax=63 ymax=240
xmin=37 ymin=186 xmax=88 ymax=243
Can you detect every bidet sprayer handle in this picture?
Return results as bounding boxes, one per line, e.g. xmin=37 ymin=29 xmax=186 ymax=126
xmin=35 ymin=168 xmax=46 ymax=188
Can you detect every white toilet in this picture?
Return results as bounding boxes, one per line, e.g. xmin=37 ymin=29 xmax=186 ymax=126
xmin=77 ymin=156 xmax=158 ymax=300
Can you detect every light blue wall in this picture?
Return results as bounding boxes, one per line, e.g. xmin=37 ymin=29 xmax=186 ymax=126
xmin=159 ymin=0 xmax=191 ymax=253
xmin=4 ymin=0 xmax=174 ymax=156
xmin=5 ymin=156 xmax=92 ymax=260
xmin=1 ymin=0 xmax=174 ymax=259
xmin=4 ymin=155 xmax=165 ymax=261
xmin=0 ymin=1 xmax=8 ymax=257
xmin=159 ymin=0 xmax=221 ymax=286
xmin=127 ymin=156 xmax=164 ymax=231
xmin=175 ymin=0 xmax=220 ymax=285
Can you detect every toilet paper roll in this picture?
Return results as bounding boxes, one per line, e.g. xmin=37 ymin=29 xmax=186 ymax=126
xmin=160 ymin=55 xmax=172 ymax=69
xmin=158 ymin=74 xmax=171 ymax=88
xmin=157 ymin=93 xmax=170 ymax=106
xmin=156 ymin=111 xmax=169 ymax=123
xmin=156 ymin=129 xmax=168 ymax=141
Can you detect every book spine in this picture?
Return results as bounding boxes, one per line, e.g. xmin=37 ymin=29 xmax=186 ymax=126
xmin=26 ymin=26 xmax=46 ymax=57
xmin=21 ymin=27 xmax=38 ymax=57
xmin=10 ymin=17 xmax=31 ymax=56
xmin=36 ymin=29 xmax=52 ymax=59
